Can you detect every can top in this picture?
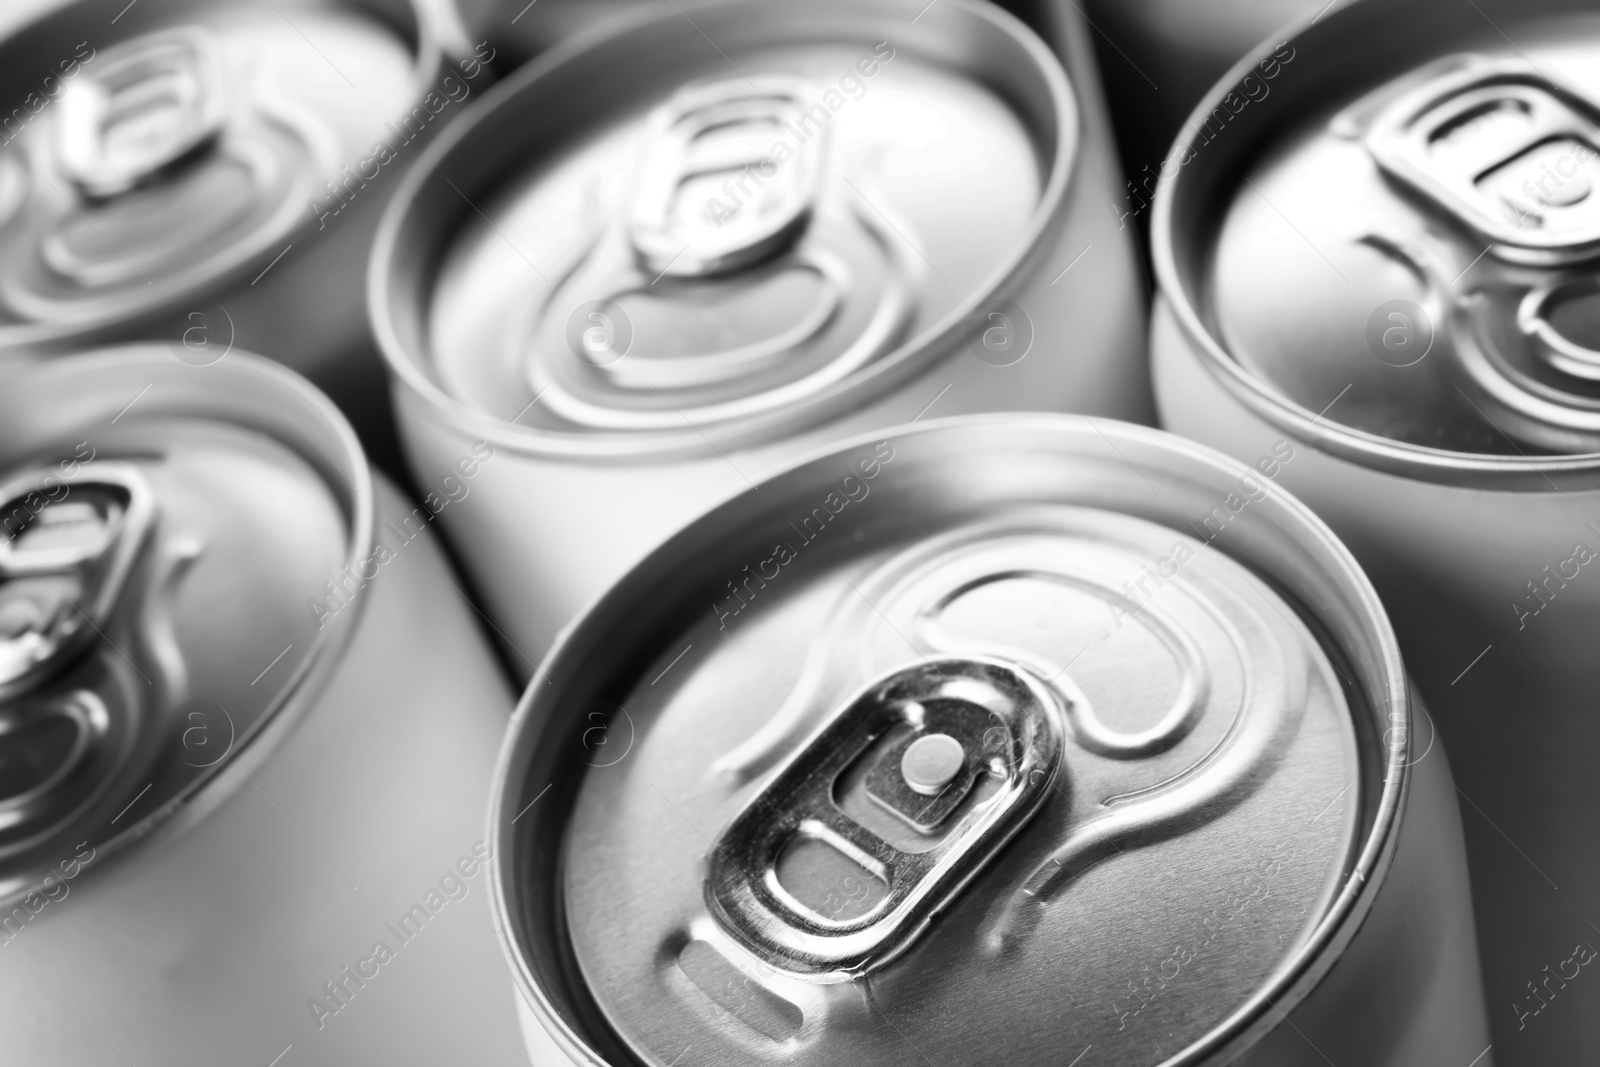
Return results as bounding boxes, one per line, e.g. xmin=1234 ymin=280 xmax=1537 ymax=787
xmin=0 ymin=348 xmax=369 ymax=905
xmin=0 ymin=0 xmax=434 ymax=349
xmin=373 ymin=0 xmax=1077 ymax=461
xmin=492 ymin=416 xmax=1408 ymax=1067
xmin=1153 ymin=0 xmax=1600 ymax=487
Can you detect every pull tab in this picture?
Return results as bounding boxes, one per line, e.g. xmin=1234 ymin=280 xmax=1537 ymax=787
xmin=0 ymin=465 xmax=154 ymax=699
xmin=1368 ymin=59 xmax=1600 ymax=264
xmin=630 ymin=76 xmax=825 ymax=279
xmin=56 ymin=27 xmax=226 ymax=200
xmin=705 ymin=657 xmax=1063 ymax=979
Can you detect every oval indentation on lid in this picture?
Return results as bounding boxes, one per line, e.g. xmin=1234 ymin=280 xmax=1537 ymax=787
xmin=773 ymin=829 xmax=890 ymax=923
xmin=677 ymin=939 xmax=804 ymax=1041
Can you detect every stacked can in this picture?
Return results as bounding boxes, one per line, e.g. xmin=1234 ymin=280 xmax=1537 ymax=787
xmin=1151 ymin=0 xmax=1600 ymax=1061
xmin=0 ymin=350 xmax=519 ymax=1065
xmin=0 ymin=0 xmax=497 ymax=478
xmin=489 ymin=416 xmax=1489 ymax=1067
xmin=371 ymin=0 xmax=1150 ymax=673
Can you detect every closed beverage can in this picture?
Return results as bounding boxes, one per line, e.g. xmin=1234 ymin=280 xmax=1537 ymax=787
xmin=0 ymin=0 xmax=498 ymax=478
xmin=489 ymin=415 xmax=1489 ymax=1067
xmin=371 ymin=0 xmax=1150 ymax=674
xmin=0 ymin=348 xmax=519 ymax=1065
xmin=1150 ymin=0 xmax=1600 ymax=1061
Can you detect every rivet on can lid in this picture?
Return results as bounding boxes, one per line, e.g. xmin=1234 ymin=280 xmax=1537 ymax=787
xmin=900 ymin=732 xmax=966 ymax=795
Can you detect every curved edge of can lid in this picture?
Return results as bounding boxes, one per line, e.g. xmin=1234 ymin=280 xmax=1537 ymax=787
xmin=0 ymin=344 xmax=377 ymax=886
xmin=368 ymin=0 xmax=1081 ymax=466
xmin=1148 ymin=0 xmax=1600 ymax=492
xmin=0 ymin=0 xmax=448 ymax=354
xmin=487 ymin=411 xmax=1414 ymax=1067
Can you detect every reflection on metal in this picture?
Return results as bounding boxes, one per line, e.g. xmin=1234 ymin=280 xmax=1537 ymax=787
xmin=706 ymin=657 xmax=1063 ymax=978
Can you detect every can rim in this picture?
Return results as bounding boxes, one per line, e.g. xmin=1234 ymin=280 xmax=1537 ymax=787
xmin=487 ymin=412 xmax=1412 ymax=1067
xmin=1150 ymin=0 xmax=1600 ymax=492
xmin=0 ymin=0 xmax=448 ymax=352
xmin=0 ymin=345 xmax=374 ymax=904
xmin=369 ymin=0 xmax=1080 ymax=464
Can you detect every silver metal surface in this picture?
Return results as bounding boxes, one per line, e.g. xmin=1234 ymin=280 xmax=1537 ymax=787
xmin=705 ymin=657 xmax=1065 ymax=979
xmin=1150 ymin=1 xmax=1600 ymax=1062
xmin=0 ymin=464 xmax=152 ymax=699
xmin=1367 ymin=59 xmax=1600 ymax=267
xmin=0 ymin=0 xmax=496 ymax=477
xmin=373 ymin=0 xmax=1151 ymax=673
xmin=490 ymin=416 xmax=1488 ymax=1067
xmin=0 ymin=349 xmax=521 ymax=1065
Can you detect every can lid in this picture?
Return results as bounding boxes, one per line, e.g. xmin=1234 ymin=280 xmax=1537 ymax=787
xmin=494 ymin=417 xmax=1406 ymax=1067
xmin=0 ymin=348 xmax=368 ymax=905
xmin=0 ymin=1 xmax=424 ymax=346
xmin=378 ymin=0 xmax=1075 ymax=458
xmin=1157 ymin=5 xmax=1600 ymax=479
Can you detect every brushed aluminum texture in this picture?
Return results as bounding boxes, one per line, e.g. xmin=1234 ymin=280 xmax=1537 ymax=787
xmin=489 ymin=415 xmax=1487 ymax=1067
xmin=0 ymin=349 xmax=520 ymax=1066
xmin=371 ymin=0 xmax=1150 ymax=676
xmin=1151 ymin=0 xmax=1600 ymax=1061
xmin=0 ymin=0 xmax=498 ymax=479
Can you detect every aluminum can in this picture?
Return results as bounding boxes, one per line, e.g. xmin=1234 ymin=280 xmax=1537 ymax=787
xmin=0 ymin=348 xmax=520 ymax=1065
xmin=0 ymin=0 xmax=499 ymax=479
xmin=1150 ymin=1 xmax=1600 ymax=1062
xmin=451 ymin=0 xmax=658 ymax=64
xmin=1083 ymin=0 xmax=1324 ymax=240
xmin=372 ymin=0 xmax=1150 ymax=676
xmin=461 ymin=0 xmax=1107 ymax=76
xmin=488 ymin=415 xmax=1489 ymax=1067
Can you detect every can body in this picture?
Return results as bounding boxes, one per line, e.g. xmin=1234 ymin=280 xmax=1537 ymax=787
xmin=0 ymin=0 xmax=499 ymax=481
xmin=0 ymin=350 xmax=520 ymax=1065
xmin=373 ymin=0 xmax=1149 ymax=675
xmin=488 ymin=415 xmax=1488 ymax=1067
xmin=1149 ymin=0 xmax=1600 ymax=1060
xmin=1156 ymin=301 xmax=1596 ymax=1067
xmin=465 ymin=0 xmax=1117 ymax=77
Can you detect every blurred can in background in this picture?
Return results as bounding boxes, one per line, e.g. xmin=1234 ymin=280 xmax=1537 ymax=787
xmin=454 ymin=0 xmax=1111 ymax=74
xmin=371 ymin=0 xmax=1150 ymax=674
xmin=1151 ymin=0 xmax=1600 ymax=1061
xmin=0 ymin=0 xmax=498 ymax=480
xmin=489 ymin=416 xmax=1489 ymax=1067
xmin=0 ymin=349 xmax=519 ymax=1065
